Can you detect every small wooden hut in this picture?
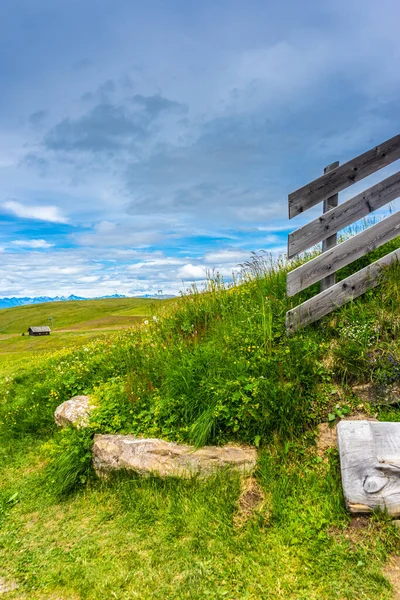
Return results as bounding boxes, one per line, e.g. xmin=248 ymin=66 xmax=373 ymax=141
xmin=28 ymin=326 xmax=51 ymax=336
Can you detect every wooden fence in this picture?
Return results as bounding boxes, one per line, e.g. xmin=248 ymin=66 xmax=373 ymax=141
xmin=286 ymin=134 xmax=400 ymax=334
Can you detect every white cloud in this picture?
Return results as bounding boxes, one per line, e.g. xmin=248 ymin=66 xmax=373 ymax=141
xmin=76 ymin=275 xmax=100 ymax=283
xmin=95 ymin=220 xmax=117 ymax=233
xmin=212 ymin=266 xmax=241 ymax=278
xmin=2 ymin=200 xmax=68 ymax=223
xmin=11 ymin=239 xmax=54 ymax=249
xmin=0 ymin=1 xmax=399 ymax=299
xmin=75 ymin=219 xmax=170 ymax=248
xmin=0 ymin=247 xmax=183 ymax=298
xmin=204 ymin=249 xmax=251 ymax=265
xmin=0 ymin=240 xmax=288 ymax=298
xmin=176 ymin=264 xmax=206 ymax=281
xmin=126 ymin=258 xmax=184 ymax=271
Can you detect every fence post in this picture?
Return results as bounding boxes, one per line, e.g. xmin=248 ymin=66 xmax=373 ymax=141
xmin=320 ymin=160 xmax=340 ymax=291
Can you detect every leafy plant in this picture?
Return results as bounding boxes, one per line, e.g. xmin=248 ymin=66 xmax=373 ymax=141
xmin=327 ymin=404 xmax=351 ymax=423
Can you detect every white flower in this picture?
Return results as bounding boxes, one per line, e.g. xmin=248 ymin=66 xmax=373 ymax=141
xmin=152 ymin=316 xmax=158 ymax=322
xmin=144 ymin=320 xmax=149 ymax=325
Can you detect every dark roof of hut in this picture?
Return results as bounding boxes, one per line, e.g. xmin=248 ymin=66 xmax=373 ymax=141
xmin=28 ymin=326 xmax=51 ymax=333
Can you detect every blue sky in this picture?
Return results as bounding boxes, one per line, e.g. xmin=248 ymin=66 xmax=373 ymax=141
xmin=1 ymin=0 xmax=399 ymax=297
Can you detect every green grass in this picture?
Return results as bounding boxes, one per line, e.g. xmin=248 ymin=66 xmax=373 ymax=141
xmin=0 ymin=297 xmax=165 ymax=334
xmin=0 ymin=437 xmax=397 ymax=599
xmin=0 ymin=329 xmax=111 ymax=353
xmin=0 ymin=297 xmax=170 ymax=374
xmin=0 ymin=240 xmax=399 ymax=599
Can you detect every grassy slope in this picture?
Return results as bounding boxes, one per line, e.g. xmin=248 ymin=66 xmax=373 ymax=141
xmin=0 ymin=242 xmax=399 ymax=599
xmin=0 ymin=297 xmax=164 ymax=333
xmin=0 ymin=298 xmax=170 ymax=374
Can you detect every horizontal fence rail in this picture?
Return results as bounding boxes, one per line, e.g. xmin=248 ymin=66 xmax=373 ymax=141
xmin=288 ymin=134 xmax=400 ymax=219
xmin=286 ymin=134 xmax=400 ymax=333
xmin=287 ymin=210 xmax=400 ymax=296
xmin=286 ymin=248 xmax=400 ymax=332
xmin=288 ymin=171 xmax=400 ymax=258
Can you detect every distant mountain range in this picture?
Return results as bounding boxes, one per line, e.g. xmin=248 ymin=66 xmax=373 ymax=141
xmin=0 ymin=293 xmax=174 ymax=309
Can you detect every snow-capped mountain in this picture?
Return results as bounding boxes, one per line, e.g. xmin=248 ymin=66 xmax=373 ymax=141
xmin=0 ymin=293 xmax=174 ymax=309
xmin=0 ymin=294 xmax=125 ymax=309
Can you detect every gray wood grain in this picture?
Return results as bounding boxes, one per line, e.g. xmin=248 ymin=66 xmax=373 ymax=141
xmin=287 ymin=210 xmax=400 ymax=296
xmin=285 ymin=247 xmax=400 ymax=333
xmin=288 ymin=134 xmax=400 ymax=219
xmin=321 ymin=161 xmax=339 ymax=292
xmin=288 ymin=171 xmax=400 ymax=258
xmin=337 ymin=420 xmax=400 ymax=516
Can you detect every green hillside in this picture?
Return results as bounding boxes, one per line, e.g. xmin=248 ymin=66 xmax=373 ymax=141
xmin=0 ymin=297 xmax=172 ymax=371
xmin=0 ymin=297 xmax=165 ymax=334
xmin=0 ymin=243 xmax=399 ymax=599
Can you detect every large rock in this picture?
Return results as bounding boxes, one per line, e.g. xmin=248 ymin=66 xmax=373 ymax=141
xmin=353 ymin=383 xmax=400 ymax=406
xmin=54 ymin=395 xmax=93 ymax=428
xmin=92 ymin=434 xmax=257 ymax=478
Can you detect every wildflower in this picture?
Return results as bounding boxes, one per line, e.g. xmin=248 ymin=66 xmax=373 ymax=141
xmin=144 ymin=320 xmax=149 ymax=325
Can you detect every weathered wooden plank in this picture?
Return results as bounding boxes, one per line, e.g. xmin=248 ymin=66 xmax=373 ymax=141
xmin=288 ymin=134 xmax=400 ymax=218
xmin=288 ymin=171 xmax=400 ymax=258
xmin=337 ymin=420 xmax=400 ymax=516
xmin=287 ymin=210 xmax=400 ymax=296
xmin=321 ymin=161 xmax=339 ymax=291
xmin=285 ymin=247 xmax=400 ymax=333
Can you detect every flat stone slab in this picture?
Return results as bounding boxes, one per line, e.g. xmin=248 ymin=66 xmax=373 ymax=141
xmin=92 ymin=434 xmax=257 ymax=478
xmin=54 ymin=395 xmax=93 ymax=428
xmin=338 ymin=420 xmax=400 ymax=516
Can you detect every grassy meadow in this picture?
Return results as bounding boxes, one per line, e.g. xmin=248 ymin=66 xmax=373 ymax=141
xmin=0 ymin=297 xmax=168 ymax=374
xmin=0 ymin=241 xmax=400 ymax=599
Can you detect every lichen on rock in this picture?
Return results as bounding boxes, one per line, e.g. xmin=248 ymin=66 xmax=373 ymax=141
xmin=54 ymin=395 xmax=93 ymax=429
xmin=92 ymin=434 xmax=257 ymax=478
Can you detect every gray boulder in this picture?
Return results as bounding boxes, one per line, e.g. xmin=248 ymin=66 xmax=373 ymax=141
xmin=54 ymin=395 xmax=93 ymax=428
xmin=92 ymin=434 xmax=257 ymax=478
xmin=353 ymin=383 xmax=400 ymax=406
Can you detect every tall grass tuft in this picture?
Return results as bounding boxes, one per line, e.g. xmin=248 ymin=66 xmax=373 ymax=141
xmin=44 ymin=428 xmax=93 ymax=497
